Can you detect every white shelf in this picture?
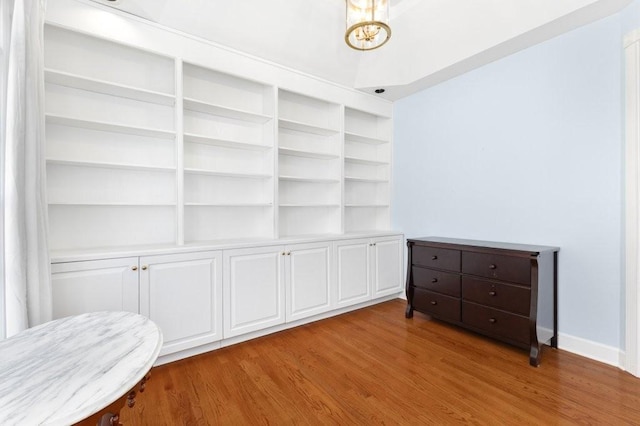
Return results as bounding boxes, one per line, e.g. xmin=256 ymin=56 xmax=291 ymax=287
xmin=279 ymin=176 xmax=340 ymax=183
xmin=345 ymin=176 xmax=388 ymax=183
xmin=183 ymin=133 xmax=271 ymax=151
xmin=278 ymin=147 xmax=340 ymax=160
xmin=185 ymin=203 xmax=273 ymax=207
xmin=46 ymin=114 xmax=176 ymax=140
xmin=345 ymin=204 xmax=390 ymax=208
xmin=184 ymin=168 xmax=271 ymax=180
xmin=278 ymin=118 xmax=339 ymax=136
xmin=345 ymin=131 xmax=388 ymax=145
xmin=344 ymin=156 xmax=389 ymax=166
xmin=45 ymin=69 xmax=175 ymax=106
xmin=183 ymin=98 xmax=272 ymax=123
xmin=49 ymin=201 xmax=176 ymax=206
xmin=279 ymin=204 xmax=341 ymax=208
xmin=47 ymin=158 xmax=175 ymax=173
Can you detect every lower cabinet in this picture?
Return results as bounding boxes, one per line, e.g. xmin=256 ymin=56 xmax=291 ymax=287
xmin=223 ymin=241 xmax=335 ymax=337
xmin=334 ymin=239 xmax=371 ymax=307
xmin=51 ymin=252 xmax=223 ymax=357
xmin=51 ymin=257 xmax=139 ymax=318
xmin=139 ymin=251 xmax=222 ymax=356
xmin=285 ymin=241 xmax=333 ymax=322
xmin=334 ymin=235 xmax=403 ymax=308
xmin=223 ymin=245 xmax=286 ymax=338
xmin=51 ymin=233 xmax=402 ymax=361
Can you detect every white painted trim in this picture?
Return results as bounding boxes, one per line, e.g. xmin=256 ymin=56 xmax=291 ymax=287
xmin=624 ymin=35 xmax=640 ymax=377
xmin=558 ymin=333 xmax=624 ymax=368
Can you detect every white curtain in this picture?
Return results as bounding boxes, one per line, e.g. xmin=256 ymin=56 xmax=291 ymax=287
xmin=2 ymin=0 xmax=51 ymax=337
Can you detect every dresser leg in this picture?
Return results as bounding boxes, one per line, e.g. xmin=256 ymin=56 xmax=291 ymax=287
xmin=405 ymin=303 xmax=414 ymax=318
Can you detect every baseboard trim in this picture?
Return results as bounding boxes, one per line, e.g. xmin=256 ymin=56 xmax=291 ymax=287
xmin=558 ymin=332 xmax=623 ymax=368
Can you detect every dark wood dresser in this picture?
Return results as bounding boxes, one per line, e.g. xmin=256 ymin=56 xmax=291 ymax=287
xmin=405 ymin=237 xmax=559 ymax=366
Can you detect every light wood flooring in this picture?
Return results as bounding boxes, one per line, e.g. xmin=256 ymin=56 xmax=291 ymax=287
xmin=121 ymin=299 xmax=640 ymax=425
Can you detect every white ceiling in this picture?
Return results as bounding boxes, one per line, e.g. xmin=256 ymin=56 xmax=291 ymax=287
xmin=89 ymin=0 xmax=631 ymax=100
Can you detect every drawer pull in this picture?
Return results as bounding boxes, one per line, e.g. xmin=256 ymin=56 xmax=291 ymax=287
xmin=489 ymin=264 xmax=497 ymax=270
xmin=431 ymin=255 xmax=438 ymax=260
xmin=431 ymin=278 xmax=438 ymax=283
xmin=488 ymin=291 xmax=497 ymax=296
xmin=430 ymin=301 xmax=438 ymax=305
xmin=489 ymin=318 xmax=497 ymax=323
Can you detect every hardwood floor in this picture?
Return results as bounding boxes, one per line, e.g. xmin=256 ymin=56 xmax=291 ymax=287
xmin=121 ymin=300 xmax=640 ymax=425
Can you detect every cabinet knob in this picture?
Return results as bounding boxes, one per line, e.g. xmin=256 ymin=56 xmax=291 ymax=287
xmin=489 ymin=318 xmax=497 ymax=323
xmin=488 ymin=291 xmax=496 ymax=296
xmin=489 ymin=264 xmax=497 ymax=270
xmin=282 ymin=252 xmax=286 ymax=256
xmin=430 ymin=301 xmax=438 ymax=305
xmin=131 ymin=266 xmax=138 ymax=271
xmin=431 ymin=278 xmax=438 ymax=283
xmin=287 ymin=252 xmax=291 ymax=256
xmin=431 ymin=255 xmax=438 ymax=260
xmin=141 ymin=265 xmax=148 ymax=271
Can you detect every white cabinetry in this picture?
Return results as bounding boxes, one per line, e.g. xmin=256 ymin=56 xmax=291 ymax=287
xmin=139 ymin=251 xmax=222 ymax=356
xmin=371 ymin=236 xmax=404 ymax=298
xmin=223 ymin=241 xmax=334 ymax=338
xmin=44 ymin=8 xmax=402 ymax=365
xmin=51 ymin=258 xmax=139 ymax=318
xmin=285 ymin=241 xmax=333 ymax=322
xmin=335 ymin=235 xmax=403 ymax=308
xmin=223 ymin=246 xmax=286 ymax=338
xmin=52 ymin=251 xmax=223 ymax=357
xmin=335 ymin=239 xmax=371 ymax=307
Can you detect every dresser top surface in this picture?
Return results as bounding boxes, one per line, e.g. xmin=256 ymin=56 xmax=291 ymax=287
xmin=408 ymin=237 xmax=559 ymax=255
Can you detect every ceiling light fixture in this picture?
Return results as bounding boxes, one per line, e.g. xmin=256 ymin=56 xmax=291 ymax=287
xmin=345 ymin=0 xmax=391 ymax=51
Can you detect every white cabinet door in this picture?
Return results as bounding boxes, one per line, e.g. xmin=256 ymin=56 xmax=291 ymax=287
xmin=285 ymin=241 xmax=333 ymax=322
xmin=223 ymin=245 xmax=285 ymax=338
xmin=334 ymin=239 xmax=371 ymax=308
xmin=371 ymin=236 xmax=404 ymax=298
xmin=51 ymin=257 xmax=139 ymax=319
xmin=139 ymin=251 xmax=222 ymax=356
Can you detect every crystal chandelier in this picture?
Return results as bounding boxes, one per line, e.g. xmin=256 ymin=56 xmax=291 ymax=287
xmin=345 ymin=0 xmax=391 ymax=51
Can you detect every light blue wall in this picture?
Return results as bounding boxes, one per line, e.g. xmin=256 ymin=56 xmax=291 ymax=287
xmin=392 ymin=13 xmax=624 ymax=347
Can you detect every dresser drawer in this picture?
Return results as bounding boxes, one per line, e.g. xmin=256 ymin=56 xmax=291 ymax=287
xmin=413 ymin=288 xmax=460 ymax=322
xmin=461 ymin=302 xmax=529 ymax=345
xmin=461 ymin=252 xmax=531 ymax=285
xmin=462 ymin=277 xmax=530 ymax=316
xmin=413 ymin=267 xmax=460 ymax=297
xmin=412 ymin=246 xmax=460 ymax=272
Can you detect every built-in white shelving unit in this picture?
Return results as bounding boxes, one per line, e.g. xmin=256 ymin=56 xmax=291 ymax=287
xmin=182 ymin=63 xmax=275 ymax=243
xmin=277 ymin=90 xmax=342 ymax=237
xmin=44 ymin=25 xmax=177 ymax=251
xmin=44 ymin=3 xmax=402 ymax=367
xmin=43 ymin=21 xmax=393 ymax=255
xmin=344 ymin=107 xmax=392 ymax=233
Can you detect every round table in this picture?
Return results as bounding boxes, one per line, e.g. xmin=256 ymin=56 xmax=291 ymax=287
xmin=0 ymin=311 xmax=162 ymax=425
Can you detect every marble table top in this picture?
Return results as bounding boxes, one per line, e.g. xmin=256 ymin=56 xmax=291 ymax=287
xmin=0 ymin=311 xmax=162 ymax=425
